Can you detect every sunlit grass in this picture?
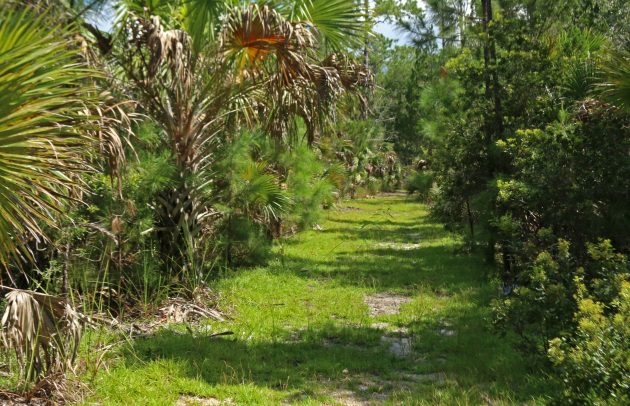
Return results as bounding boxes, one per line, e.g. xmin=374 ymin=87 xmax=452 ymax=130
xmin=86 ymin=196 xmax=555 ymax=405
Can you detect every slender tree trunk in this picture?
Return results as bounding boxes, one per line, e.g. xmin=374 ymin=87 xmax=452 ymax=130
xmin=481 ymin=0 xmax=503 ymax=142
xmin=361 ymin=0 xmax=370 ymax=119
xmin=501 ymin=245 xmax=513 ymax=293
xmin=459 ymin=0 xmax=471 ymax=47
xmin=482 ymin=0 xmax=492 ymax=99
xmin=481 ymin=0 xmax=506 ymax=273
xmin=226 ymin=214 xmax=233 ymax=267
xmin=487 ymin=2 xmax=503 ymax=140
xmin=485 ymin=0 xmax=509 ymax=285
xmin=465 ymin=198 xmax=475 ymax=238
xmin=62 ymin=242 xmax=70 ymax=296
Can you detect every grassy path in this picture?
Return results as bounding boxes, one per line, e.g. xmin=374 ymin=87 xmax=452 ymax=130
xmin=92 ymin=196 xmax=549 ymax=405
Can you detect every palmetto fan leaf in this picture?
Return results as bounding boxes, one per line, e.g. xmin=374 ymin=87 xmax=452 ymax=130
xmin=0 ymin=9 xmax=92 ymax=271
xmin=275 ymin=0 xmax=365 ymax=50
xmin=238 ymin=163 xmax=290 ymax=222
xmin=181 ymin=0 xmax=226 ymax=51
xmin=599 ymin=50 xmax=630 ymax=110
xmin=214 ymin=131 xmax=290 ymax=224
xmin=294 ymin=0 xmax=365 ymax=50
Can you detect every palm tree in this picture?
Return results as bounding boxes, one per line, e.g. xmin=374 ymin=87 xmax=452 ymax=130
xmin=106 ymin=0 xmax=368 ymax=271
xmin=0 ymin=7 xmax=97 ymax=281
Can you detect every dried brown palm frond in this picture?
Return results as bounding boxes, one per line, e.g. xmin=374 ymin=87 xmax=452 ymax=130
xmin=322 ymin=53 xmax=374 ymax=90
xmin=119 ymin=11 xmax=248 ymax=173
xmin=144 ymin=16 xmax=193 ymax=87
xmin=0 ymin=288 xmax=84 ymax=381
xmin=82 ymin=92 xmax=139 ymax=198
xmin=264 ymin=66 xmax=343 ymax=144
xmin=263 ymin=56 xmax=373 ymax=144
xmin=71 ymin=29 xmax=140 ymax=199
xmin=0 ymin=371 xmax=88 ymax=404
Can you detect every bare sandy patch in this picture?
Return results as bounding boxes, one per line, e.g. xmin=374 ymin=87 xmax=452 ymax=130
xmin=176 ymin=396 xmax=233 ymax=405
xmin=364 ymin=293 xmax=412 ymax=317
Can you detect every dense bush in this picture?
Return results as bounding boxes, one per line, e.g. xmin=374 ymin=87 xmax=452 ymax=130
xmin=494 ymin=108 xmax=630 ymax=264
xmin=405 ymin=170 xmax=433 ymax=200
xmin=548 ymin=281 xmax=630 ymax=405
xmin=493 ymin=239 xmax=628 ymax=351
xmin=328 ymin=119 xmax=403 ymax=197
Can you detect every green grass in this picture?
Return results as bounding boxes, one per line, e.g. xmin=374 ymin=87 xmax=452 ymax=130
xmin=87 ymin=196 xmax=554 ymax=405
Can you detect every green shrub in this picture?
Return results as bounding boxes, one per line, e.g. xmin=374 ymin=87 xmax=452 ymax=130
xmin=406 ymin=170 xmax=434 ymax=200
xmin=281 ymin=144 xmax=334 ymax=229
xmin=548 ymin=281 xmax=630 ymax=405
xmin=219 ymin=216 xmax=273 ymax=267
xmin=493 ymin=239 xmax=628 ymax=352
xmin=492 ymin=240 xmax=577 ymax=350
xmin=367 ymin=176 xmax=381 ymax=195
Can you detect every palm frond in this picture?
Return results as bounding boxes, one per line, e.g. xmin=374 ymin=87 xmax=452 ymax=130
xmin=598 ymin=50 xmax=630 ymax=109
xmin=181 ymin=0 xmax=227 ymax=51
xmin=0 ymin=288 xmax=84 ymax=381
xmin=239 ymin=165 xmax=291 ymax=222
xmin=287 ymin=0 xmax=365 ymax=50
xmin=0 ymin=8 xmax=94 ymax=271
xmin=221 ymin=4 xmax=316 ymax=83
xmin=324 ymin=162 xmax=348 ymax=192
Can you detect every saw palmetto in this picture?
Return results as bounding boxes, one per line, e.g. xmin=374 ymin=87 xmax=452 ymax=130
xmin=0 ymin=8 xmax=96 ymax=274
xmin=109 ymin=0 xmax=369 ymax=269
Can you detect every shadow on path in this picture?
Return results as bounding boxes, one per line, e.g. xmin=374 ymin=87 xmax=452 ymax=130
xmin=117 ymin=197 xmax=553 ymax=404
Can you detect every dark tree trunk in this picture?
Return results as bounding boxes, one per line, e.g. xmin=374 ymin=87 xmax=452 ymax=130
xmin=481 ymin=0 xmax=504 ymax=142
xmin=465 ymin=198 xmax=475 ymax=238
xmin=361 ymin=0 xmax=370 ymax=119
xmin=155 ymin=183 xmax=203 ymax=274
xmin=487 ymin=2 xmax=504 ymax=140
xmin=482 ymin=0 xmax=492 ymax=99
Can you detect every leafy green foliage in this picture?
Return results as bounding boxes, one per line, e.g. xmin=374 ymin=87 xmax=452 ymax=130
xmin=493 ymin=108 xmax=630 ymax=272
xmin=548 ymin=281 xmax=630 ymax=405
xmin=281 ymin=143 xmax=334 ymax=229
xmin=493 ymin=240 xmax=628 ymax=349
xmin=327 ymin=119 xmax=402 ymax=197
xmin=376 ymin=1 xmax=630 ymax=399
xmin=212 ymin=131 xmax=289 ymax=266
xmin=600 ymin=50 xmax=630 ymax=109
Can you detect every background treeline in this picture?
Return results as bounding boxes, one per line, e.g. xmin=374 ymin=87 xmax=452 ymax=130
xmin=374 ymin=0 xmax=630 ymax=403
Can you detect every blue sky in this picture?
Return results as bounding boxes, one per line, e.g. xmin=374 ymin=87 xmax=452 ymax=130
xmin=373 ymin=0 xmax=426 ymax=45
xmin=375 ymin=20 xmax=405 ymax=44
